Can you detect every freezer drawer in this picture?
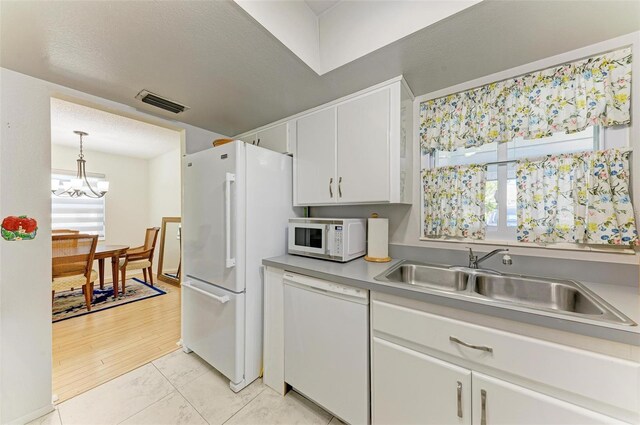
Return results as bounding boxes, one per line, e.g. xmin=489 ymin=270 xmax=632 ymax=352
xmin=182 ymin=280 xmax=245 ymax=386
xmin=284 ymin=274 xmax=369 ymax=424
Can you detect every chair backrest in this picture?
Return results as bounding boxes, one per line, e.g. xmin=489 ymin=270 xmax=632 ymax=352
xmin=52 ymin=229 xmax=80 ymax=235
xmin=52 ymin=234 xmax=98 ymax=278
xmin=143 ymin=227 xmax=160 ymax=259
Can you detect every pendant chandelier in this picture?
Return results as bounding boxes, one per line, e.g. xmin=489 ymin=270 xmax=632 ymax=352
xmin=51 ymin=131 xmax=110 ymax=198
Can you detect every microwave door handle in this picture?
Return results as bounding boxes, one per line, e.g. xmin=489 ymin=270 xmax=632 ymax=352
xmin=225 ymin=172 xmax=236 ymax=268
xmin=324 ymin=225 xmax=331 ymax=256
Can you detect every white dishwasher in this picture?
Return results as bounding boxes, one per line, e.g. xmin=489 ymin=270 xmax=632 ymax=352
xmin=284 ymin=272 xmax=369 ymax=425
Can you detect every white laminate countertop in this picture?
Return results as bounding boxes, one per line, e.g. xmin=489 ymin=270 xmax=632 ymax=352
xmin=262 ymin=255 xmax=640 ymax=346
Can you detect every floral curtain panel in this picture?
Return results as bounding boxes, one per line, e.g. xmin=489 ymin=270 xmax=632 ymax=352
xmin=517 ymin=148 xmax=638 ymax=246
xmin=423 ymin=164 xmax=487 ymax=239
xmin=420 ymin=47 xmax=632 ymax=153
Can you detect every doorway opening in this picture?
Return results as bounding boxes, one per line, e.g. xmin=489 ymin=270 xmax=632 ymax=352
xmin=50 ymin=97 xmax=184 ymax=403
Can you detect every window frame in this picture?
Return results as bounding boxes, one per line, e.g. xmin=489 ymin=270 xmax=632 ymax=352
xmin=420 ymin=125 xmax=631 ymax=246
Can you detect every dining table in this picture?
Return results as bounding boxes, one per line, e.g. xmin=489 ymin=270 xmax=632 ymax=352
xmin=95 ymin=244 xmax=129 ymax=298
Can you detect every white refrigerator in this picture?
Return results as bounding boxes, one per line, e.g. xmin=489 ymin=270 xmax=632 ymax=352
xmin=181 ymin=141 xmax=297 ymax=392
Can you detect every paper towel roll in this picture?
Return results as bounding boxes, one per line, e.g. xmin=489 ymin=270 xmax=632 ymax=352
xmin=366 ymin=216 xmax=391 ymax=262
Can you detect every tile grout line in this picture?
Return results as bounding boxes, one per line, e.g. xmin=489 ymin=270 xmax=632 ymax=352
xmin=57 ymin=407 xmax=63 ymax=425
xmin=156 ymin=355 xmax=219 ymax=425
xmin=115 ymin=391 xmax=175 ymax=425
xmin=154 ymin=359 xmax=211 ymax=425
xmin=111 ymin=363 xmax=175 ymax=425
xmin=220 ymin=386 xmax=268 ymax=425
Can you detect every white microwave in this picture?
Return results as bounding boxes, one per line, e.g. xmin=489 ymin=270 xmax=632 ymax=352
xmin=288 ymin=218 xmax=366 ymax=262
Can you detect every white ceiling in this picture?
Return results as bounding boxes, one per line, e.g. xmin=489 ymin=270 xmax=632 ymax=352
xmin=50 ymin=98 xmax=181 ymax=159
xmin=2 ymin=1 xmax=639 ymax=137
xmin=237 ymin=1 xmax=480 ymax=75
xmin=304 ymin=0 xmax=340 ymax=17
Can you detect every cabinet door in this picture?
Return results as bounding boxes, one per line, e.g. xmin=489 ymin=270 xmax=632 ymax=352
xmin=372 ymin=337 xmax=471 ymax=425
xmin=337 ymin=88 xmax=390 ymax=203
xmin=257 ymin=123 xmax=289 ymax=154
xmin=472 ymin=372 xmax=627 ymax=425
xmin=295 ymin=108 xmax=336 ymax=205
xmin=238 ymin=132 xmax=258 ymax=145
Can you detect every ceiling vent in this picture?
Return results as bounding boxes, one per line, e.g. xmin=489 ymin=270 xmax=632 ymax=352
xmin=135 ymin=90 xmax=189 ymax=114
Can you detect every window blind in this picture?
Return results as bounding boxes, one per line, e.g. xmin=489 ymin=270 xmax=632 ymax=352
xmin=51 ymin=170 xmax=106 ymax=239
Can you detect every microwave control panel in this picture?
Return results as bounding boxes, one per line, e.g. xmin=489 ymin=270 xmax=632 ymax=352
xmin=332 ymin=225 xmax=343 ymax=256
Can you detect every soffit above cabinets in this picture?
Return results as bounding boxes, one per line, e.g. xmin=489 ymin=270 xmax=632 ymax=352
xmin=234 ymin=0 xmax=481 ymax=75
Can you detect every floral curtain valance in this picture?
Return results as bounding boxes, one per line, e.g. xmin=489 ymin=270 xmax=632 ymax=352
xmin=517 ymin=148 xmax=638 ymax=246
xmin=420 ymin=47 xmax=632 ymax=153
xmin=423 ymin=164 xmax=487 ymax=240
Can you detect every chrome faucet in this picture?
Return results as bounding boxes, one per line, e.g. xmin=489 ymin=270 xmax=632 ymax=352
xmin=468 ymin=248 xmax=510 ymax=269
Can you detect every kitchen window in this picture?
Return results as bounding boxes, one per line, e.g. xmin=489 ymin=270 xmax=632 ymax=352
xmin=420 ymin=46 xmax=634 ymax=246
xmin=428 ymin=125 xmax=629 ymax=242
xmin=51 ymin=170 xmax=107 ymax=239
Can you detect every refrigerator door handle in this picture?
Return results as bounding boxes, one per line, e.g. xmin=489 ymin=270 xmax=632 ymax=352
xmin=225 ymin=172 xmax=236 ymax=268
xmin=183 ymin=281 xmax=230 ymax=304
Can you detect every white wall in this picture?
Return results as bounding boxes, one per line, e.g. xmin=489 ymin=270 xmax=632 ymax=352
xmin=51 ymin=145 xmax=154 ymax=281
xmin=1 ymin=68 xmax=54 ymax=425
xmin=0 ymin=67 xmax=224 ymax=425
xmin=319 ymin=1 xmax=478 ymax=73
xmin=148 ymin=147 xmax=182 ymax=270
xmin=234 ymin=0 xmax=321 ymax=73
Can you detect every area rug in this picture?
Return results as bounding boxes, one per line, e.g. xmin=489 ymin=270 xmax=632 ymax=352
xmin=52 ymin=277 xmax=166 ymax=323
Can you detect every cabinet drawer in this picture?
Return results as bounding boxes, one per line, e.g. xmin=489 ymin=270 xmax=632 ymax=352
xmin=372 ymin=300 xmax=640 ymax=416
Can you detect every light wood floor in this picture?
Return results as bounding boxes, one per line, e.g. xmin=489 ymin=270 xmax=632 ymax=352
xmin=52 ymin=273 xmax=181 ymax=403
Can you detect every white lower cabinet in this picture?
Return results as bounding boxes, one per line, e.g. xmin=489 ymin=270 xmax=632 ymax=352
xmin=371 ymin=296 xmax=636 ymax=425
xmin=372 ymin=336 xmax=626 ymax=425
xmin=471 ymin=372 xmax=626 ymax=425
xmin=372 ymin=337 xmax=471 ymax=425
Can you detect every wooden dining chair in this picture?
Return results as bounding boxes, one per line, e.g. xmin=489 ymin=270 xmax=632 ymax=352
xmin=52 ymin=229 xmax=80 ymax=235
xmin=52 ymin=234 xmax=99 ymax=311
xmin=119 ymin=227 xmax=160 ymax=293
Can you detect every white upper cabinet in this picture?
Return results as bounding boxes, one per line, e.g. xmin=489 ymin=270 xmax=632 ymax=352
xmin=337 ymin=88 xmax=390 ymax=203
xmin=295 ymin=108 xmax=337 ymax=205
xmin=294 ymin=77 xmax=413 ymax=206
xmin=233 ymin=76 xmax=414 ymax=205
xmin=257 ymin=122 xmax=291 ymax=154
xmin=236 ymin=122 xmax=293 ymax=155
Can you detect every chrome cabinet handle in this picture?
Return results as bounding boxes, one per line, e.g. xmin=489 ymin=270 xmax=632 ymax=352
xmin=456 ymin=381 xmax=462 ymax=418
xmin=338 ymin=176 xmax=343 ymax=197
xmin=450 ymin=336 xmax=493 ymax=353
xmin=481 ymin=389 xmax=487 ymax=425
xmin=329 ymin=178 xmax=333 ymax=198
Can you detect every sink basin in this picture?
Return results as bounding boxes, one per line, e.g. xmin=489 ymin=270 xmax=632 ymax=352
xmin=470 ymin=274 xmax=635 ymax=325
xmin=376 ymin=262 xmax=469 ymax=292
xmin=473 ymin=275 xmax=603 ymax=315
xmin=374 ymin=260 xmax=636 ymax=326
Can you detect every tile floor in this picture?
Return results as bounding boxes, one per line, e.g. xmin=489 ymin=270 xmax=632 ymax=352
xmin=29 ymin=349 xmax=344 ymax=425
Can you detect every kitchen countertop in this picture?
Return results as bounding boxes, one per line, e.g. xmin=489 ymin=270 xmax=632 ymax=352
xmin=263 ymin=255 xmax=640 ymax=346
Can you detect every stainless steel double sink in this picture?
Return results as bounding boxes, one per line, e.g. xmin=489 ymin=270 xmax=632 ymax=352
xmin=374 ymin=261 xmax=636 ymax=326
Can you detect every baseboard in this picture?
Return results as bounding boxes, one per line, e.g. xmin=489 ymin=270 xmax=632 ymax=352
xmin=6 ymin=403 xmax=54 ymax=425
